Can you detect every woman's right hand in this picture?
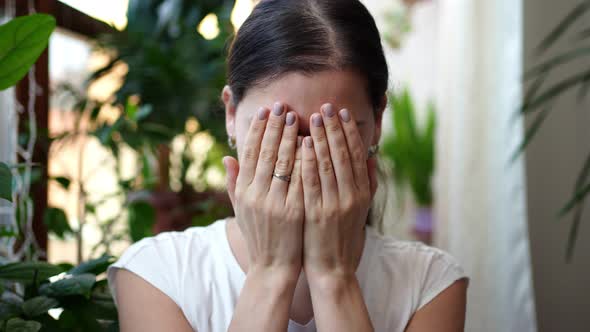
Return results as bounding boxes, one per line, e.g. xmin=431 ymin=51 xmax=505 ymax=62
xmin=223 ymin=102 xmax=304 ymax=278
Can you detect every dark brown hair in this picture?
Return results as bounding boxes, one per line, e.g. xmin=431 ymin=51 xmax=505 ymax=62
xmin=226 ymin=0 xmax=389 ymax=228
xmin=227 ymin=0 xmax=389 ymax=112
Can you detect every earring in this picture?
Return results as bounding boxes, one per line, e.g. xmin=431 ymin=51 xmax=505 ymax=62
xmin=228 ymin=135 xmax=237 ymax=150
xmin=368 ymin=144 xmax=379 ymax=159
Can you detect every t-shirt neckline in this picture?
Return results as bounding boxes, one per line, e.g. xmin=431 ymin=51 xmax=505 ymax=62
xmin=218 ymin=218 xmax=375 ymax=330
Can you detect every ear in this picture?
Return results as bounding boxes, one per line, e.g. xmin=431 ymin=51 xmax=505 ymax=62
xmin=222 ymin=85 xmax=237 ymax=138
xmin=371 ymin=94 xmax=387 ymax=146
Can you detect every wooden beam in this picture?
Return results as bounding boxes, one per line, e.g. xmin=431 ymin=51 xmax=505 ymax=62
xmin=13 ymin=0 xmax=54 ymax=257
xmin=2 ymin=0 xmax=115 ymax=37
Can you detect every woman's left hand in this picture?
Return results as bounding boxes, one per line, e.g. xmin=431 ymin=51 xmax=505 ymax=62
xmin=301 ymin=103 xmax=378 ymax=282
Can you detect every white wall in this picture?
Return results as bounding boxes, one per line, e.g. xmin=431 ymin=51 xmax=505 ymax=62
xmin=524 ymin=0 xmax=590 ymax=331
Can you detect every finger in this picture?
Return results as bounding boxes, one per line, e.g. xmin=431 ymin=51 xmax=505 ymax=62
xmin=286 ymin=136 xmax=304 ymax=205
xmin=223 ymin=156 xmax=240 ymax=208
xmin=236 ymin=107 xmax=270 ymax=189
xmin=320 ymin=103 xmax=355 ymax=194
xmin=269 ymin=111 xmax=299 ymax=198
xmin=254 ymin=102 xmax=287 ymax=191
xmin=338 ymin=108 xmax=370 ymax=192
xmin=301 ymin=136 xmax=322 ymax=211
xmin=309 ymin=113 xmax=338 ymax=203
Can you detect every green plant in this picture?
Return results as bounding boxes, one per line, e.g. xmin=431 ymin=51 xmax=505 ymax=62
xmin=0 ymin=13 xmax=58 ymax=260
xmin=90 ymin=0 xmax=236 ymax=150
xmin=0 ymin=13 xmax=56 ymax=203
xmin=381 ymin=88 xmax=436 ymax=207
xmin=519 ymin=0 xmax=590 ymax=260
xmin=0 ymin=255 xmax=118 ymax=331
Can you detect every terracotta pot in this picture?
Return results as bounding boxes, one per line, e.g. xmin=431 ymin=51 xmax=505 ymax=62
xmin=148 ymin=188 xmax=233 ymax=234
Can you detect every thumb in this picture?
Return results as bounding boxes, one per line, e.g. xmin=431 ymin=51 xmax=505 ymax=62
xmin=367 ymin=157 xmax=378 ymax=200
xmin=223 ymin=156 xmax=239 ymax=208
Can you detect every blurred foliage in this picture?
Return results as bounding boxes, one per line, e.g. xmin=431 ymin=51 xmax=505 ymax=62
xmin=382 ymin=0 xmax=412 ymax=50
xmin=90 ymin=0 xmax=236 ymax=147
xmin=42 ymin=0 xmax=237 ymax=255
xmin=519 ymin=0 xmax=590 ymax=261
xmin=0 ymin=255 xmax=118 ymax=331
xmin=381 ymin=88 xmax=436 ymax=207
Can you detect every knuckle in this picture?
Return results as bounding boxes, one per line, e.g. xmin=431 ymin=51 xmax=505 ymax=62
xmin=351 ymin=146 xmax=365 ymax=161
xmin=267 ymin=118 xmax=283 ymax=130
xmin=303 ymin=172 xmax=321 ymax=190
xmin=242 ymin=147 xmax=258 ymax=161
xmin=313 ymin=134 xmax=327 ymax=144
xmin=318 ymin=160 xmax=333 ymax=174
xmin=275 ymin=157 xmax=291 ymax=173
xmin=334 ymin=147 xmax=350 ymax=162
xmin=259 ymin=149 xmax=276 ymax=163
xmin=325 ymin=122 xmax=341 ymax=133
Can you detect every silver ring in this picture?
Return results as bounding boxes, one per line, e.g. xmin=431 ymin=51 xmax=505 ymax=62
xmin=272 ymin=173 xmax=291 ymax=182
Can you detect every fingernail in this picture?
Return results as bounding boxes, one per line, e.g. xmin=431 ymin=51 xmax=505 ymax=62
xmin=339 ymin=109 xmax=351 ymax=123
xmin=297 ymin=136 xmax=303 ymax=147
xmin=273 ymin=102 xmax=284 ymax=116
xmin=286 ymin=112 xmax=296 ymax=126
xmin=305 ymin=137 xmax=313 ymax=148
xmin=258 ymin=108 xmax=269 ymax=120
xmin=323 ymin=104 xmax=335 ymax=118
xmin=222 ymin=157 xmax=229 ymax=170
xmin=312 ymin=114 xmax=323 ymax=127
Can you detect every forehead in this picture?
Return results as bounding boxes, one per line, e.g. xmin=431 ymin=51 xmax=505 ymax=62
xmin=236 ymin=70 xmax=374 ymax=128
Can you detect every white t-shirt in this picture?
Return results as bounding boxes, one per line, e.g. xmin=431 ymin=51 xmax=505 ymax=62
xmin=107 ymin=219 xmax=467 ymax=332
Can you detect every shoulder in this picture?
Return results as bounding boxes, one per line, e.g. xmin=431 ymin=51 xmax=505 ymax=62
xmin=107 ymin=220 xmax=227 ymax=307
xmin=364 ymin=227 xmax=468 ymax=311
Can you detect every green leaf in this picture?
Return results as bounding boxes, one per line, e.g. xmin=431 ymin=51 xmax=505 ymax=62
xmin=521 ymin=69 xmax=590 ymax=113
xmin=5 ymin=317 xmax=42 ymax=332
xmin=43 ymin=207 xmax=73 ymax=240
xmin=127 ymin=201 xmax=155 ymax=242
xmin=51 ymin=176 xmax=71 ymax=190
xmin=557 ymin=182 xmax=590 ymax=218
xmin=0 ymin=162 xmax=12 ymax=202
xmin=524 ymin=47 xmax=590 ymax=80
xmin=39 ymin=274 xmax=96 ymax=298
xmin=0 ymin=262 xmax=61 ymax=283
xmin=535 ymin=1 xmax=590 ymax=54
xmin=22 ymin=296 xmax=59 ymax=318
xmin=0 ymin=297 xmax=23 ymax=321
xmin=68 ymin=255 xmax=115 ymax=276
xmin=511 ymin=106 xmax=552 ymax=162
xmin=0 ymin=14 xmax=56 ymax=91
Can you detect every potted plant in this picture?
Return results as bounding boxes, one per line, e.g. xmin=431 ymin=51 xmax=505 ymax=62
xmin=381 ymin=88 xmax=436 ymax=244
xmin=85 ymin=0 xmax=236 ymax=235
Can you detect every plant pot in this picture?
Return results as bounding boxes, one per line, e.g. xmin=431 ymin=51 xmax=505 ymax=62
xmin=149 ymin=188 xmax=233 ymax=234
xmin=413 ymin=206 xmax=433 ymax=245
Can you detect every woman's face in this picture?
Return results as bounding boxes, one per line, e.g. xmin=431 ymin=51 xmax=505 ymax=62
xmin=223 ymin=70 xmax=384 ymax=159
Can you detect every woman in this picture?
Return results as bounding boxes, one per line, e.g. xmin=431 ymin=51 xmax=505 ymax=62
xmin=107 ymin=0 xmax=468 ymax=331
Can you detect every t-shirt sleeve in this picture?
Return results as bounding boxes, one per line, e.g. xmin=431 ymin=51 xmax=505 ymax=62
xmin=107 ymin=234 xmax=181 ymax=308
xmin=416 ymin=248 xmax=468 ymax=310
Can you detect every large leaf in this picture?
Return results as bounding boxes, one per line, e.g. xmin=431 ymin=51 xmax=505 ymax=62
xmin=39 ymin=273 xmax=96 ymax=298
xmin=0 ymin=262 xmax=61 ymax=283
xmin=0 ymin=297 xmax=23 ymax=321
xmin=68 ymin=255 xmax=115 ymax=276
xmin=0 ymin=162 xmax=12 ymax=202
xmin=0 ymin=14 xmax=56 ymax=91
xmin=5 ymin=317 xmax=41 ymax=332
xmin=22 ymin=296 xmax=59 ymax=318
